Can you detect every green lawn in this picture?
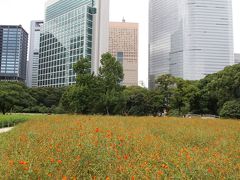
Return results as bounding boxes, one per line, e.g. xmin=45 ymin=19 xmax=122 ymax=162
xmin=0 ymin=114 xmax=31 ymax=128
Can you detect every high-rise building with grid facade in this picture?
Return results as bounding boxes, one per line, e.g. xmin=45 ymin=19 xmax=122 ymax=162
xmin=38 ymin=0 xmax=109 ymax=87
xmin=27 ymin=20 xmax=43 ymax=87
xmin=109 ymin=21 xmax=138 ymax=86
xmin=149 ymin=0 xmax=234 ymax=88
xmin=234 ymin=53 xmax=240 ymax=64
xmin=0 ymin=25 xmax=28 ymax=82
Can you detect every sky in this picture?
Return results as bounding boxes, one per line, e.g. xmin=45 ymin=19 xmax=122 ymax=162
xmin=0 ymin=0 xmax=239 ymax=86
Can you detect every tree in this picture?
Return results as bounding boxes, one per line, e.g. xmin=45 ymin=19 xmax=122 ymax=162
xmin=73 ymin=57 xmax=93 ymax=86
xmin=61 ymin=85 xmax=90 ymax=113
xmin=61 ymin=54 xmax=125 ymax=115
xmin=61 ymin=57 xmax=93 ymax=113
xmin=190 ymin=64 xmax=240 ymax=115
xmin=155 ymin=74 xmax=176 ymax=111
xmin=220 ymin=100 xmax=240 ymax=119
xmin=170 ymin=79 xmax=198 ymax=115
xmin=0 ymin=82 xmax=35 ymax=114
xmin=29 ymin=87 xmax=65 ymax=109
xmin=98 ymin=53 xmax=125 ymax=115
xmin=61 ymin=57 xmax=104 ymax=114
xmin=123 ymin=86 xmax=150 ymax=116
xmin=147 ymin=90 xmax=165 ymax=116
xmin=99 ymin=53 xmax=124 ymax=89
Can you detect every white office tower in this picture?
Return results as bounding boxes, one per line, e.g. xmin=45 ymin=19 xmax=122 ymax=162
xmin=234 ymin=53 xmax=240 ymax=64
xmin=27 ymin=20 xmax=43 ymax=87
xmin=38 ymin=0 xmax=109 ymax=87
xmin=92 ymin=0 xmax=109 ymax=74
xmin=149 ymin=0 xmax=234 ymax=88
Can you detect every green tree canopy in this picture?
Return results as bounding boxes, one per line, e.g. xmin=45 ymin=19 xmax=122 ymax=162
xmin=190 ymin=64 xmax=240 ymax=115
xmin=98 ymin=53 xmax=125 ymax=115
xmin=220 ymin=100 xmax=240 ymax=119
xmin=0 ymin=82 xmax=35 ymax=114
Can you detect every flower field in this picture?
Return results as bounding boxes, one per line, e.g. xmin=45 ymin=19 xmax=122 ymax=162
xmin=0 ymin=115 xmax=239 ymax=179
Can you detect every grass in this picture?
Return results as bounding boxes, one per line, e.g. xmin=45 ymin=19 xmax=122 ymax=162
xmin=0 ymin=114 xmax=31 ymax=128
xmin=0 ymin=115 xmax=239 ymax=179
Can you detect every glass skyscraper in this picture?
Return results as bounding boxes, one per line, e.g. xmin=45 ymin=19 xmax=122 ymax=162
xmin=149 ymin=0 xmax=234 ymax=88
xmin=234 ymin=53 xmax=240 ymax=64
xmin=38 ymin=0 xmax=109 ymax=87
xmin=0 ymin=25 xmax=28 ymax=82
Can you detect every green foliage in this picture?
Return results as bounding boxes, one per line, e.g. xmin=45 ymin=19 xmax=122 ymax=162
xmin=123 ymin=86 xmax=150 ymax=115
xmin=99 ymin=53 xmax=124 ymax=89
xmin=0 ymin=115 xmax=30 ymax=128
xmin=0 ymin=81 xmax=65 ymax=115
xmin=61 ymin=85 xmax=92 ymax=114
xmin=220 ymin=100 xmax=240 ymax=119
xmin=0 ymin=56 xmax=239 ymax=118
xmin=170 ymin=79 xmax=198 ymax=115
xmin=29 ymin=87 xmax=65 ymax=108
xmin=62 ymin=53 xmax=125 ymax=115
xmin=155 ymin=74 xmax=175 ymax=110
xmin=98 ymin=53 xmax=124 ymax=114
xmin=190 ymin=64 xmax=240 ymax=115
xmin=148 ymin=90 xmax=165 ymax=115
xmin=0 ymin=82 xmax=36 ymax=114
xmin=154 ymin=75 xmax=197 ymax=116
xmin=61 ymin=57 xmax=103 ymax=114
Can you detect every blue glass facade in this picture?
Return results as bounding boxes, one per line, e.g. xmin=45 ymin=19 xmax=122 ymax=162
xmin=38 ymin=0 xmax=96 ymax=87
xmin=0 ymin=25 xmax=28 ymax=81
xmin=45 ymin=0 xmax=95 ymax=21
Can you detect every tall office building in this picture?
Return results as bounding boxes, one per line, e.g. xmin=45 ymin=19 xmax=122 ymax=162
xmin=109 ymin=21 xmax=138 ymax=86
xmin=38 ymin=0 xmax=109 ymax=87
xmin=27 ymin=20 xmax=43 ymax=87
xmin=234 ymin=53 xmax=240 ymax=64
xmin=0 ymin=25 xmax=28 ymax=82
xmin=149 ymin=0 xmax=234 ymax=88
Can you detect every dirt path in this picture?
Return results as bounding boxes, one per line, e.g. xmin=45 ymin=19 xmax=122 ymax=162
xmin=0 ymin=127 xmax=13 ymax=134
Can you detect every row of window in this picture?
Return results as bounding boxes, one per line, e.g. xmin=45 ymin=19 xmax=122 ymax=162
xmin=38 ymin=66 xmax=66 ymax=74
xmin=38 ymin=78 xmax=65 ymax=86
xmin=38 ymin=71 xmax=65 ymax=79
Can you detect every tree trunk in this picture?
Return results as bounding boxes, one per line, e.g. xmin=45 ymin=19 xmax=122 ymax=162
xmin=178 ymin=105 xmax=181 ymax=116
xmin=106 ymin=106 xmax=109 ymax=115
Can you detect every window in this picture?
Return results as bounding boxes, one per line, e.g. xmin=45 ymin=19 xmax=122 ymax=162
xmin=117 ymin=52 xmax=124 ymax=64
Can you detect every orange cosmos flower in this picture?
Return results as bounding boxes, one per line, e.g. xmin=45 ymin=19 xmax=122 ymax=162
xmin=76 ymin=155 xmax=81 ymax=161
xmin=208 ymin=168 xmax=213 ymax=173
xmin=157 ymin=170 xmax=164 ymax=176
xmin=95 ymin=128 xmax=100 ymax=133
xmin=50 ymin=158 xmax=55 ymax=163
xmin=106 ymin=130 xmax=112 ymax=138
xmin=57 ymin=160 xmax=63 ymax=164
xmin=161 ymin=164 xmax=168 ymax=169
xmin=106 ymin=176 xmax=110 ymax=180
xmin=9 ymin=160 xmax=14 ymax=166
xmin=124 ymin=154 xmax=129 ymax=160
xmin=19 ymin=161 xmax=27 ymax=165
xmin=62 ymin=176 xmax=67 ymax=180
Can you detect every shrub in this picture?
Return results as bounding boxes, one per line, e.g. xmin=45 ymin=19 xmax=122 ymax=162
xmin=220 ymin=100 xmax=240 ymax=119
